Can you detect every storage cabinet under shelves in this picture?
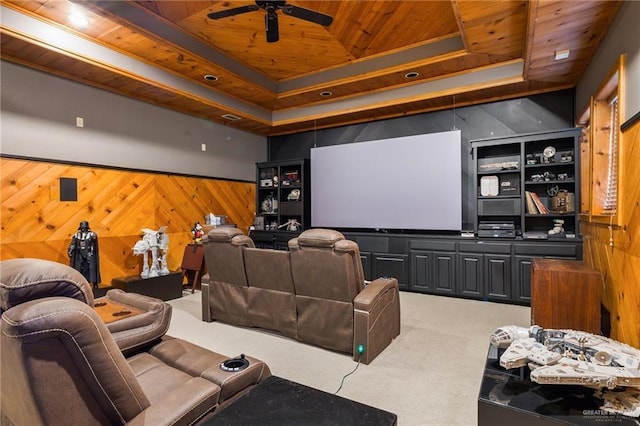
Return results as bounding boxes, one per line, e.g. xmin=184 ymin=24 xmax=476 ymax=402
xmin=256 ymin=159 xmax=310 ymax=233
xmin=472 ymin=128 xmax=581 ymax=240
xmin=247 ymin=231 xmax=582 ymax=306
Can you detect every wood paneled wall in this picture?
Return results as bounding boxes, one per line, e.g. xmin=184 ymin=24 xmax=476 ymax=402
xmin=0 ymin=157 xmax=255 ymax=286
xmin=582 ymin=119 xmax=640 ymax=348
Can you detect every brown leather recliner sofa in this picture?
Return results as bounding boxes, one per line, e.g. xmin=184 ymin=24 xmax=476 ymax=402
xmin=201 ymin=228 xmax=401 ymax=364
xmin=0 ymin=258 xmax=271 ymax=426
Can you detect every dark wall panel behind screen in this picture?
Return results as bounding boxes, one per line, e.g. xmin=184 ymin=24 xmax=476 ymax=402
xmin=269 ymin=90 xmax=574 ymax=231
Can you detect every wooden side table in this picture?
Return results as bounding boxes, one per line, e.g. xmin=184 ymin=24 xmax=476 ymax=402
xmin=181 ymin=244 xmax=205 ymax=293
xmin=531 ymin=258 xmax=602 ymax=333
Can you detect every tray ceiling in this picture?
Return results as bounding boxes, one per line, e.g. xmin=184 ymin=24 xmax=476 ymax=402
xmin=0 ymin=1 xmax=622 ymax=136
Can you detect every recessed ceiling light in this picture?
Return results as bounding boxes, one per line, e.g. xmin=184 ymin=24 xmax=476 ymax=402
xmin=320 ymin=91 xmax=333 ymax=97
xmin=554 ymin=49 xmax=570 ymax=60
xmin=68 ymin=12 xmax=88 ymax=28
xmin=204 ymin=74 xmax=218 ymax=81
xmin=404 ymin=71 xmax=420 ymax=79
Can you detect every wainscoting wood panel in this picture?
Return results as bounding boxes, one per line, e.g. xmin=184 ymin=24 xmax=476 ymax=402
xmin=0 ymin=157 xmax=255 ymax=287
xmin=582 ymin=120 xmax=640 ymax=348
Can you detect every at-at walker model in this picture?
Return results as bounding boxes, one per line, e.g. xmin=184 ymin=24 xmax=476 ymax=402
xmin=490 ymin=325 xmax=640 ymax=417
xmin=133 ymin=226 xmax=170 ymax=278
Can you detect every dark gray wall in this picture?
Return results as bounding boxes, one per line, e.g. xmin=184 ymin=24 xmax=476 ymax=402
xmin=576 ymin=1 xmax=640 ymax=122
xmin=1 ymin=61 xmax=267 ymax=181
xmin=268 ymin=90 xmax=575 ymax=230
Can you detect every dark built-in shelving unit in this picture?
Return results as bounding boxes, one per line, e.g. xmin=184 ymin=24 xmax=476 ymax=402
xmin=472 ymin=128 xmax=581 ymax=239
xmin=255 ymin=159 xmax=310 ymax=237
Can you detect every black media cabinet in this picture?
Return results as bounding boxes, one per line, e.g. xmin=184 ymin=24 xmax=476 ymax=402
xmin=250 ymin=230 xmax=582 ymax=306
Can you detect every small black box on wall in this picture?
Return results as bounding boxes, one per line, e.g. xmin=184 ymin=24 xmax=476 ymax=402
xmin=59 ymin=177 xmax=78 ymax=202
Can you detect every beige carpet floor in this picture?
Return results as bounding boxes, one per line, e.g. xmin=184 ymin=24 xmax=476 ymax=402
xmin=167 ymin=290 xmax=530 ymax=426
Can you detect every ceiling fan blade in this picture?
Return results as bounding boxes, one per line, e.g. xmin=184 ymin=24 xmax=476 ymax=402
xmin=265 ymin=11 xmax=279 ymax=43
xmin=282 ymin=5 xmax=333 ymax=26
xmin=207 ymin=4 xmax=259 ymax=20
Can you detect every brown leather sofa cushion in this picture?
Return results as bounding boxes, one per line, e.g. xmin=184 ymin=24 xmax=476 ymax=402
xmin=244 ymin=248 xmax=297 ymax=338
xmin=203 ymin=228 xmax=255 ymax=327
xmin=0 ymin=258 xmax=93 ymax=311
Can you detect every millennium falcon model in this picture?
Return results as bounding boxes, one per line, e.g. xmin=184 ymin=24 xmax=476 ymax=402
xmin=490 ymin=325 xmax=640 ymax=417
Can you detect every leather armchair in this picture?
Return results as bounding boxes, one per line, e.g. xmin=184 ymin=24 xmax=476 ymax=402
xmin=289 ymin=229 xmax=401 ymax=364
xmin=0 ymin=258 xmax=270 ymax=425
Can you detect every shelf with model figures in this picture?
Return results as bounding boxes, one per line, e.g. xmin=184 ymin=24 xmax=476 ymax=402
xmin=472 ymin=128 xmax=581 ymax=241
xmin=523 ymin=138 xmax=577 ymax=239
xmin=255 ymin=159 xmax=309 ymax=233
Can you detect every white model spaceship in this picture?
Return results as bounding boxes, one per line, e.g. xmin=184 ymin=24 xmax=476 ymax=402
xmin=490 ymin=325 xmax=640 ymax=417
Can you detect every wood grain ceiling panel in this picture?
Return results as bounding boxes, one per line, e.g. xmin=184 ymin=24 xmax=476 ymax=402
xmin=0 ymin=0 xmax=622 ymax=136
xmin=525 ymin=0 xmax=621 ymax=84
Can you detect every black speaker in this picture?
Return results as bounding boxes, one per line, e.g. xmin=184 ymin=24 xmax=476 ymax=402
xmin=478 ymin=198 xmax=520 ymax=215
xmin=59 ymin=177 xmax=78 ymax=202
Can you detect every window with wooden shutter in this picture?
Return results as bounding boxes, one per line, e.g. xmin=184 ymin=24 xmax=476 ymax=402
xmin=577 ymin=54 xmax=624 ymax=225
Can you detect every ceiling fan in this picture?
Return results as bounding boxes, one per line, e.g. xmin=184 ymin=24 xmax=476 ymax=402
xmin=207 ymin=1 xmax=334 ymax=43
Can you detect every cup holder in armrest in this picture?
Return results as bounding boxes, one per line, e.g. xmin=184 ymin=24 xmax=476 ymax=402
xmin=220 ymin=354 xmax=249 ymax=372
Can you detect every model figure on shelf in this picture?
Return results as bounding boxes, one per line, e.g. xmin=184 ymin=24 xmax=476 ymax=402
xmin=191 ymin=222 xmax=204 ymax=242
xmin=68 ymin=221 xmax=101 ymax=288
xmin=548 ymin=219 xmax=565 ymax=236
xmin=278 ymin=219 xmax=301 ymax=231
xmin=133 ymin=226 xmax=170 ymax=278
xmin=490 ymin=325 xmax=640 ymax=417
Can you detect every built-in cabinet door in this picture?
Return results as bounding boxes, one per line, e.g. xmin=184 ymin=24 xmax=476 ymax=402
xmin=458 ymin=253 xmax=483 ymax=298
xmin=410 ymin=251 xmax=455 ymax=294
xmin=433 ymin=251 xmax=456 ymax=295
xmin=410 ymin=251 xmax=432 ymax=292
xmin=373 ymin=254 xmax=409 ymax=290
xmin=360 ymin=252 xmax=373 ymax=282
xmin=485 ymin=254 xmax=511 ymax=300
xmin=513 ymin=256 xmax=534 ymax=303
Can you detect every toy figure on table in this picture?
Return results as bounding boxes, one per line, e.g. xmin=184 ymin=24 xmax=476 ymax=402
xmin=68 ymin=221 xmax=101 ymax=288
xmin=191 ymin=222 xmax=205 ymax=242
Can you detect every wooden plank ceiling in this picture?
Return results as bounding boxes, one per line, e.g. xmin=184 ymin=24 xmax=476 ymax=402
xmin=0 ymin=0 xmax=622 ymax=136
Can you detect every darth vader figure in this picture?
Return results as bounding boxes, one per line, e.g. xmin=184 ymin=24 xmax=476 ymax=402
xmin=68 ymin=221 xmax=101 ymax=288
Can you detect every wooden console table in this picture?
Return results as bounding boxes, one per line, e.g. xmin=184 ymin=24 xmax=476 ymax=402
xmin=531 ymin=258 xmax=602 ymax=333
xmin=181 ymin=244 xmax=205 ymax=293
xmin=111 ymin=271 xmax=183 ymax=301
xmin=93 ymin=299 xmax=142 ymax=324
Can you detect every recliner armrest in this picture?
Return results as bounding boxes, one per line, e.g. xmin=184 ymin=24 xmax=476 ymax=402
xmin=101 ymin=289 xmax=171 ymax=355
xmin=126 ymin=377 xmax=220 ymax=426
xmin=353 ymin=277 xmax=400 ymax=364
xmin=353 ymin=277 xmax=398 ymax=311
